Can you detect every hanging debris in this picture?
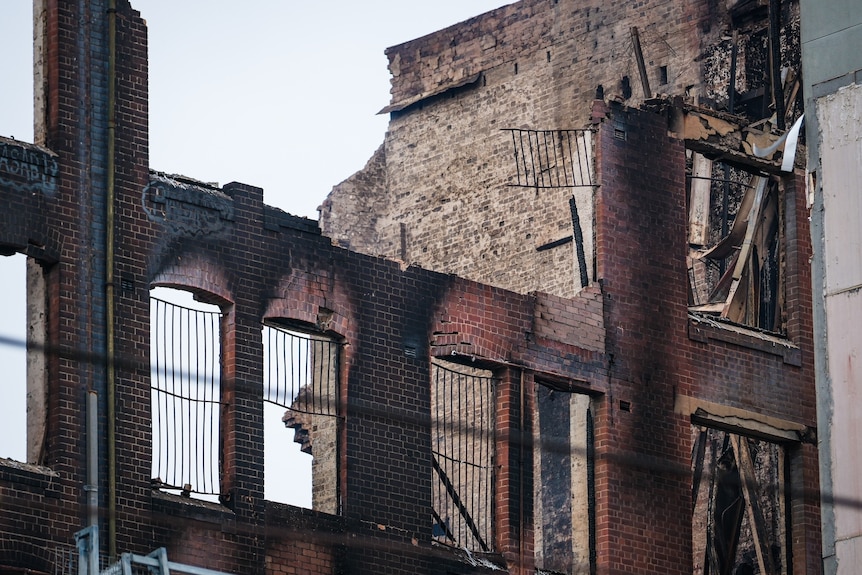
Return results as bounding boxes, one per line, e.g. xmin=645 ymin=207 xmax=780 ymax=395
xmin=692 ymin=426 xmax=787 ymax=575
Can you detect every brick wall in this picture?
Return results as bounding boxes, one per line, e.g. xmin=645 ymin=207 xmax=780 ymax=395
xmin=320 ymin=0 xmax=740 ymax=299
xmin=592 ymin=104 xmax=819 ymax=574
xmin=321 ymin=0 xmax=803 ymax=303
xmin=0 ymin=1 xmax=819 ymax=574
xmin=2 ymin=5 xmax=608 ymax=569
xmin=0 ymin=0 xmax=119 ymax=566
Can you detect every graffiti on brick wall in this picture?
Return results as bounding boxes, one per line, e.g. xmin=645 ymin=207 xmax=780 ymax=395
xmin=143 ymin=172 xmax=234 ymax=236
xmin=0 ymin=140 xmax=58 ymax=196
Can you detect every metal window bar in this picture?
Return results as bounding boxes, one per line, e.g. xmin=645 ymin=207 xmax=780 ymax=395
xmin=150 ymin=297 xmax=223 ymax=496
xmin=262 ymin=324 xmax=339 ymax=418
xmin=505 ymin=128 xmax=594 ymax=189
xmin=431 ymin=361 xmax=496 ymax=552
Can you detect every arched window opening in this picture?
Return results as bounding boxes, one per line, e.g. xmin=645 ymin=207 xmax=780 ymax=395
xmin=262 ymin=322 xmax=340 ymax=513
xmin=430 ymin=359 xmax=496 ymax=552
xmin=150 ymin=286 xmax=223 ymax=500
xmin=0 ymin=253 xmax=48 ymax=466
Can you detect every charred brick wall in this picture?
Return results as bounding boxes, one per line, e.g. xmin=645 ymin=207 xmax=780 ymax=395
xmin=0 ymin=2 xmax=819 ymax=575
xmin=1 ymin=0 xmax=122 ymax=566
xmin=321 ymin=0 xmax=803 ymax=304
xmin=592 ymin=103 xmax=819 ymax=574
xmin=116 ymin=179 xmax=609 ymax=575
xmin=592 ymin=103 xmax=694 ymax=575
xmin=1 ymin=4 xmax=607 ymax=571
xmin=320 ymin=0 xmax=736 ymax=299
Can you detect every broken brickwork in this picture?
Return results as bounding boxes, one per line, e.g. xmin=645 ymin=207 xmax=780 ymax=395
xmin=0 ymin=1 xmax=819 ymax=575
xmin=320 ymin=0 xmax=818 ymax=573
xmin=0 ymin=2 xmax=605 ymax=574
xmin=321 ymin=0 xmax=803 ymax=302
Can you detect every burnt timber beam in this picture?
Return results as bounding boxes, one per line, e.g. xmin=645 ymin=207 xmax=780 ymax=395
xmin=630 ymin=27 xmax=652 ymax=99
xmin=730 ymin=434 xmax=776 ymax=575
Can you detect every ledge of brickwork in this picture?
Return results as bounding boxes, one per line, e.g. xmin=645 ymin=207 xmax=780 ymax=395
xmin=379 ymin=72 xmax=483 ymax=114
xmin=264 ymin=500 xmax=344 ymax=530
xmin=687 ymin=313 xmax=802 ymax=366
xmin=0 ymin=135 xmax=59 ymax=196
xmin=263 ymin=205 xmax=321 ymax=235
xmin=0 ymin=458 xmax=61 ymax=497
xmin=152 ymin=489 xmax=236 ymax=530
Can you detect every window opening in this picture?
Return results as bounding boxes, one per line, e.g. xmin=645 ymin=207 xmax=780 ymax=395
xmin=692 ymin=426 xmax=789 ymax=575
xmin=687 ymin=156 xmax=784 ymax=333
xmin=263 ymin=323 xmax=340 ymax=513
xmin=0 ymin=2 xmax=33 ymax=142
xmin=150 ymin=287 xmax=223 ymax=499
xmin=533 ymin=381 xmax=594 ymax=574
xmin=0 ymin=253 xmax=27 ymax=462
xmin=504 ymin=128 xmax=596 ymax=291
xmin=431 ymin=359 xmax=496 ymax=552
xmin=659 ymin=65 xmax=669 ymax=85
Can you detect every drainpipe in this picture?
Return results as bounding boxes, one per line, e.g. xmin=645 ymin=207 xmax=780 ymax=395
xmin=87 ymin=391 xmax=99 ymax=527
xmin=106 ymin=0 xmax=118 ymax=559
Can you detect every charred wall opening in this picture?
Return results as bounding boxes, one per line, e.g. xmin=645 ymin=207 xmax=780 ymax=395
xmin=533 ymin=381 xmax=594 ymax=575
xmin=687 ymin=155 xmax=784 ymax=334
xmin=692 ymin=425 xmax=790 ymax=575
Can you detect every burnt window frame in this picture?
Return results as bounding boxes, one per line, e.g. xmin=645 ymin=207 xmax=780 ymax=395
xmin=430 ymin=356 xmax=498 ymax=552
xmin=687 ymin=156 xmax=786 ymax=336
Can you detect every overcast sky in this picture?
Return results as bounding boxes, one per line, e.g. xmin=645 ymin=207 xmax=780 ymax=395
xmin=0 ymin=0 xmax=510 ymax=506
xmin=3 ymin=0 xmax=512 ymax=218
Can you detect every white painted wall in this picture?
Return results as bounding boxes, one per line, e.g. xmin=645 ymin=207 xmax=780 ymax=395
xmin=818 ymin=82 xmax=862 ymax=574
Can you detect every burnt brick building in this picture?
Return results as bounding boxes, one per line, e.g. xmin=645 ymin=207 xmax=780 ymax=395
xmin=1 ymin=1 xmax=819 ymax=575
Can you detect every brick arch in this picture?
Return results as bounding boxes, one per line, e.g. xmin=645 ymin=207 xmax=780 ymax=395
xmin=429 ymin=279 xmax=531 ymax=364
xmin=263 ymin=267 xmax=353 ymax=341
xmin=0 ymin=535 xmax=56 ymax=574
xmin=150 ymin=252 xmax=234 ymax=306
xmin=429 ymin=318 xmax=509 ymax=365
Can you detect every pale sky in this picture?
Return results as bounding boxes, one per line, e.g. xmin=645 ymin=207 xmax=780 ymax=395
xmin=0 ymin=0 xmax=510 ymax=507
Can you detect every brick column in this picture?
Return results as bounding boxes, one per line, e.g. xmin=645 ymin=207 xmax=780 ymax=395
xmin=494 ymin=367 xmax=534 ymax=575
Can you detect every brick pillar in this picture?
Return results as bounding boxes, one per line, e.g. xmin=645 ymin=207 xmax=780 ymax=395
xmin=593 ymin=104 xmax=691 ymax=575
xmin=495 ymin=367 xmax=534 ymax=575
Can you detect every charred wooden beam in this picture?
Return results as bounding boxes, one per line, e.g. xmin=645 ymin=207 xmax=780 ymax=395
xmin=768 ymin=0 xmax=785 ymax=130
xmin=711 ymin=438 xmax=745 ymax=575
xmin=730 ymin=434 xmax=776 ymax=575
xmin=570 ymin=197 xmax=590 ymax=288
xmin=536 ymin=235 xmax=573 ymax=252
xmin=630 ymin=27 xmax=652 ymax=99
xmin=721 ymin=176 xmax=768 ymax=321
xmin=692 ymin=427 xmax=709 ymax=511
xmin=689 ymin=153 xmax=713 ymax=246
xmin=729 ymin=30 xmax=739 ymax=114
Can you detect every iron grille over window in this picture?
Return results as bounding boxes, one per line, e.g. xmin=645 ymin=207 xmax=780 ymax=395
xmin=505 ymin=128 xmax=594 ymax=189
xmin=263 ymin=324 xmax=340 ymax=513
xmin=150 ymin=296 xmax=223 ymax=496
xmin=431 ymin=360 xmax=496 ymax=552
xmin=263 ymin=325 xmax=339 ymax=417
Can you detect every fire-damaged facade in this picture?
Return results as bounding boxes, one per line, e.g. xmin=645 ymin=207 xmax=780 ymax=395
xmin=0 ymin=1 xmax=821 ymax=575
